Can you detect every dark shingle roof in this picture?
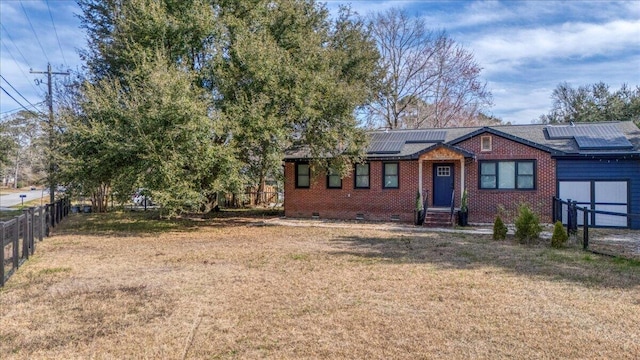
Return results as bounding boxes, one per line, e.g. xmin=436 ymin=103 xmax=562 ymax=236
xmin=283 ymin=121 xmax=640 ymax=160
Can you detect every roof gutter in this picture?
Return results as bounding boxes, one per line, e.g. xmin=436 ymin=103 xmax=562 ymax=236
xmin=551 ymin=152 xmax=640 ymax=160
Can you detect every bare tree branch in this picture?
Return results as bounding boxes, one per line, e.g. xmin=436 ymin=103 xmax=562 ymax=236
xmin=368 ymin=8 xmax=493 ymax=129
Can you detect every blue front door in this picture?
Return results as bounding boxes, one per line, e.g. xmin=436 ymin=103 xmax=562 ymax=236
xmin=433 ymin=164 xmax=454 ymax=207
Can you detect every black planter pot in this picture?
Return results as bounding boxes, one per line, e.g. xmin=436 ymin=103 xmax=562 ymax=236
xmin=415 ymin=210 xmax=424 ymax=226
xmin=458 ymin=210 xmax=468 ymax=226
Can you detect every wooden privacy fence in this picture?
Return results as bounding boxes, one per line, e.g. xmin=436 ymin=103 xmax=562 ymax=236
xmin=1 ymin=197 xmax=70 ymax=287
xmin=552 ymin=197 xmax=640 ymax=258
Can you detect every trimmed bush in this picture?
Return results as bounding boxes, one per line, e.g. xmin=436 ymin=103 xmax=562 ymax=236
xmin=493 ymin=216 xmax=508 ymax=240
xmin=551 ymin=221 xmax=568 ymax=248
xmin=514 ymin=203 xmax=542 ymax=244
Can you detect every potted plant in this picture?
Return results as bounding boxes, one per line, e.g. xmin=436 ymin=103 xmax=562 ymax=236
xmin=415 ymin=190 xmax=424 ymax=225
xmin=458 ymin=188 xmax=469 ymax=226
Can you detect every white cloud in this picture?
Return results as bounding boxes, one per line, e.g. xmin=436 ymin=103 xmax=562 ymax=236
xmin=487 ymin=53 xmax=640 ymax=125
xmin=2 ymin=0 xmax=639 ymax=121
xmin=488 ymin=82 xmax=555 ymax=124
xmin=420 ymin=0 xmax=518 ymax=29
xmin=472 ymin=19 xmax=640 ymax=76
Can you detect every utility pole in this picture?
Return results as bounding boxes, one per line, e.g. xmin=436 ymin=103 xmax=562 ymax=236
xmin=30 ymin=63 xmax=69 ymax=205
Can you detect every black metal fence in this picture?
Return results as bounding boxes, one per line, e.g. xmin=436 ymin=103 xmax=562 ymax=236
xmin=552 ymin=197 xmax=640 ymax=258
xmin=1 ymin=197 xmax=71 ymax=287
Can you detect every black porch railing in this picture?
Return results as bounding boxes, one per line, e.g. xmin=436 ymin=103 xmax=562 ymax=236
xmin=449 ymin=189 xmax=455 ymax=221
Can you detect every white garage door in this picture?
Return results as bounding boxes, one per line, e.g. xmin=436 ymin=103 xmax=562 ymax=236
xmin=558 ymin=181 xmax=591 ymax=226
xmin=558 ymin=180 xmax=628 ymax=227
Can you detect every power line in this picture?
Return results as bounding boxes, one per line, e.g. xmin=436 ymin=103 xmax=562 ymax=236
xmin=0 ymin=23 xmax=33 ymax=69
xmin=46 ymin=0 xmax=68 ymax=67
xmin=0 ymin=74 xmax=46 ymax=116
xmin=0 ymin=38 xmax=41 ymax=96
xmin=20 ymin=1 xmax=50 ymax=63
xmin=0 ymin=101 xmax=46 ymax=116
xmin=0 ymin=85 xmax=43 ymax=119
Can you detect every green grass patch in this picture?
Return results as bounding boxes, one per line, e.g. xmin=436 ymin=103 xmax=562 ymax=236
xmin=288 ymin=253 xmax=310 ymax=261
xmin=37 ymin=267 xmax=72 ymax=275
xmin=59 ymin=211 xmax=198 ymax=235
xmin=209 ymin=208 xmax=284 ymax=218
xmin=0 ymin=210 xmax=23 ymax=220
xmin=347 ymin=257 xmax=382 ymax=265
xmin=581 ymin=254 xmax=595 ymax=262
xmin=456 ymin=249 xmax=478 ymax=261
xmin=611 ymin=257 xmax=640 ymax=269
xmin=539 ymin=249 xmax=573 ymax=263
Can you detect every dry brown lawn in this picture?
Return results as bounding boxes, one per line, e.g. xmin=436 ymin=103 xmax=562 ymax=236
xmin=1 ymin=212 xmax=639 ymax=359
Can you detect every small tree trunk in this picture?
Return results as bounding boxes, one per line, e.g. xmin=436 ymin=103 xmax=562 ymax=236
xmin=255 ymin=170 xmax=266 ymax=206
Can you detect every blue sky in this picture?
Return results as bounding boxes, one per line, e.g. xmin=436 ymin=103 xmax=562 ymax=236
xmin=1 ymin=0 xmax=639 ymax=124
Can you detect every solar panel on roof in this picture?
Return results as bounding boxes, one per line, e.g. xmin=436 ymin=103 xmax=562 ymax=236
xmin=575 ymin=134 xmax=633 ymax=150
xmin=367 ymin=140 xmax=404 ymax=154
xmin=546 ymin=124 xmax=633 ymax=150
xmin=546 ymin=126 xmax=576 ymax=139
xmin=404 ymin=130 xmax=447 ymax=143
xmin=367 ymin=129 xmax=447 ymax=154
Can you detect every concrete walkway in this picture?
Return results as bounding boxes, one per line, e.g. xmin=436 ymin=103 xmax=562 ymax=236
xmin=265 ymin=217 xmax=640 ymax=258
xmin=264 ymin=217 xmax=532 ymax=236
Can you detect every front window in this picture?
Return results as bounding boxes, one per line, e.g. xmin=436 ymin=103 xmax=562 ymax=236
xmin=383 ymin=163 xmax=399 ymax=189
xmin=517 ymin=161 xmax=534 ymax=189
xmin=354 ymin=163 xmax=370 ymax=188
xmin=479 ymin=160 xmax=535 ymax=190
xmin=327 ymin=168 xmax=342 ymax=189
xmin=296 ymin=163 xmax=310 ymax=188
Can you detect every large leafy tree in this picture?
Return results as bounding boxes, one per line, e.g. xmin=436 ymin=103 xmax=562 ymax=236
xmin=212 ymin=2 xmax=378 ymax=194
xmin=0 ymin=122 xmax=16 ymax=182
xmin=539 ymin=82 xmax=640 ymax=124
xmin=65 ymin=0 xmax=379 ymax=213
xmin=0 ymin=111 xmax=47 ymax=188
xmin=66 ymin=0 xmax=237 ymax=213
xmin=367 ymin=8 xmax=492 ymax=129
xmin=60 ymin=58 xmax=241 ymax=213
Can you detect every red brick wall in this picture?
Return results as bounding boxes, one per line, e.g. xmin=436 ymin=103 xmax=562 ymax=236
xmin=456 ymin=133 xmax=555 ymax=224
xmin=284 ymin=160 xmax=420 ymax=222
xmin=284 ymin=132 xmax=556 ymax=224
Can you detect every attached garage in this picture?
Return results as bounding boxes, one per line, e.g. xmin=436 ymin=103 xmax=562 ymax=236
xmin=558 ymin=180 xmax=629 ymax=227
xmin=556 ymin=157 xmax=640 ymax=229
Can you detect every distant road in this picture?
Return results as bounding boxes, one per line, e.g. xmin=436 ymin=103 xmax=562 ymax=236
xmin=0 ymin=189 xmax=49 ymax=209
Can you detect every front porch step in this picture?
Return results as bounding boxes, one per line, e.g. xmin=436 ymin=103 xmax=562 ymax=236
xmin=423 ymin=209 xmax=456 ymax=227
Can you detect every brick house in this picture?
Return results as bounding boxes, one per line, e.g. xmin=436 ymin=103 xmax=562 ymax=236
xmin=284 ymin=122 xmax=640 ymax=228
